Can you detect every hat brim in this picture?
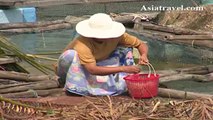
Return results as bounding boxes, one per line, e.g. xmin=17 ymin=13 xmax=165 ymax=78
xmin=76 ymin=19 xmax=126 ymax=39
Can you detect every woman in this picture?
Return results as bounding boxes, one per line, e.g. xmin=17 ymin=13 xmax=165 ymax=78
xmin=56 ymin=13 xmax=149 ymax=96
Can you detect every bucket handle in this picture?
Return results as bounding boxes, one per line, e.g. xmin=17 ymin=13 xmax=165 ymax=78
xmin=147 ymin=63 xmax=157 ymax=78
xmin=136 ymin=50 xmax=156 ymax=78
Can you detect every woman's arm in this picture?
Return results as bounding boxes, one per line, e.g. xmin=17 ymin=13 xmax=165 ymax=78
xmin=136 ymin=41 xmax=149 ymax=65
xmin=84 ymin=63 xmax=140 ymax=75
xmin=118 ymin=33 xmax=149 ymax=65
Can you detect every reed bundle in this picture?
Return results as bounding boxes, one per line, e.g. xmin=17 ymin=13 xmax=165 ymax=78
xmin=0 ymin=36 xmax=53 ymax=74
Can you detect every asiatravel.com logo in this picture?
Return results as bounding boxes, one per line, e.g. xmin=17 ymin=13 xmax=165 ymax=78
xmin=141 ymin=5 xmax=204 ymax=11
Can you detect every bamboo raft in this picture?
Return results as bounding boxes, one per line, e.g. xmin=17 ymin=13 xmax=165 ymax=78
xmin=0 ymin=33 xmax=212 ymax=99
xmin=0 ymin=10 xmax=212 ymax=98
xmin=0 ymin=5 xmax=213 ymax=119
xmin=0 ymin=36 xmax=212 ymax=118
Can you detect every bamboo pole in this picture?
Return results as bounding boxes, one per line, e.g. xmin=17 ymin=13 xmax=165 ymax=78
xmin=0 ymin=58 xmax=17 ymax=65
xmin=0 ymin=80 xmax=59 ymax=94
xmin=26 ymin=54 xmax=58 ymax=61
xmin=177 ymin=65 xmax=213 ymax=74
xmin=158 ymin=88 xmax=213 ymax=99
xmin=139 ymin=22 xmax=213 ymax=35
xmin=0 ymin=23 xmax=72 ymax=33
xmin=127 ymin=28 xmax=213 ymax=49
xmin=0 ymin=89 xmax=39 ymax=98
xmin=0 ymin=82 xmax=33 ymax=89
xmin=112 ymin=15 xmax=134 ymax=24
xmin=159 ymin=73 xmax=213 ymax=83
xmin=166 ymin=35 xmax=213 ymax=40
xmin=156 ymin=70 xmax=179 ymax=77
xmin=0 ymin=20 xmax=65 ymax=30
xmin=158 ymin=65 xmax=213 ymax=82
xmin=0 ymin=79 xmax=26 ymax=85
xmin=0 ymin=88 xmax=64 ymax=98
xmin=0 ymin=71 xmax=58 ymax=82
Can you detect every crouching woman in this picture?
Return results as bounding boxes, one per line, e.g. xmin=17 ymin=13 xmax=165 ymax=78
xmin=56 ymin=13 xmax=149 ymax=96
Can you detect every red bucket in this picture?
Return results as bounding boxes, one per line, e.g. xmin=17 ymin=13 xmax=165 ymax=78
xmin=124 ymin=64 xmax=160 ymax=99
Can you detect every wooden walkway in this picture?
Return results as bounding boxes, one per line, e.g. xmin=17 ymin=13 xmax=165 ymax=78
xmin=0 ymin=0 xmax=143 ymax=7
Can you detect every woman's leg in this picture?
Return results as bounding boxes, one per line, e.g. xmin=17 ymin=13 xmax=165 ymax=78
xmin=57 ymin=50 xmax=76 ymax=87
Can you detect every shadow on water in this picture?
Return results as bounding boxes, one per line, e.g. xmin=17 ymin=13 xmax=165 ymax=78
xmin=7 ymin=29 xmax=213 ymax=94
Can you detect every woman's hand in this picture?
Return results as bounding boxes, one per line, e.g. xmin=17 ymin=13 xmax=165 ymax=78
xmin=138 ymin=54 xmax=149 ymax=65
xmin=121 ymin=65 xmax=141 ymax=73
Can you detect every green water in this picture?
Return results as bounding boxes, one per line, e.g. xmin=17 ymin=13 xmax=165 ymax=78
xmin=8 ymin=29 xmax=75 ymax=54
xmin=163 ymin=80 xmax=213 ymax=95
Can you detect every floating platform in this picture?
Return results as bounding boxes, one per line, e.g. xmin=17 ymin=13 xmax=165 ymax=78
xmin=0 ymin=7 xmax=36 ymax=23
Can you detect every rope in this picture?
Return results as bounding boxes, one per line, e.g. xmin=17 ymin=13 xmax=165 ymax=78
xmin=136 ymin=48 xmax=157 ymax=77
xmin=137 ymin=63 xmax=157 ymax=78
xmin=147 ymin=63 xmax=157 ymax=77
xmin=131 ymin=14 xmax=149 ymax=22
xmin=147 ymin=63 xmax=151 ymax=78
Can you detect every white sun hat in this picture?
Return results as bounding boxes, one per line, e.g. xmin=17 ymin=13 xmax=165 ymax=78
xmin=76 ymin=13 xmax=126 ymax=39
